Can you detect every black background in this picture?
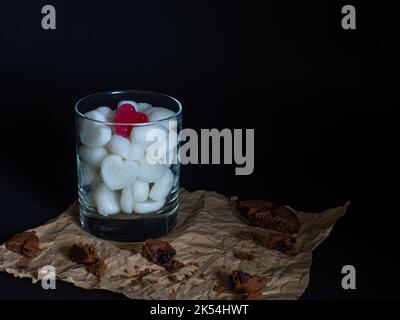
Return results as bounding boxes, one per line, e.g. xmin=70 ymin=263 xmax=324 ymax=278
xmin=0 ymin=0 xmax=398 ymax=299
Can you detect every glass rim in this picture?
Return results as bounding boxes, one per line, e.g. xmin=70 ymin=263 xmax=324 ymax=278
xmin=74 ymin=89 xmax=182 ymax=127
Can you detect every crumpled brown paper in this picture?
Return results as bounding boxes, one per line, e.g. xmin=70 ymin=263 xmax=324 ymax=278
xmin=0 ymin=189 xmax=348 ymax=299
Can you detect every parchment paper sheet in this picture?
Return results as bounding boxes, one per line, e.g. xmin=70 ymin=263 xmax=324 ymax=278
xmin=0 ymin=189 xmax=348 ymax=299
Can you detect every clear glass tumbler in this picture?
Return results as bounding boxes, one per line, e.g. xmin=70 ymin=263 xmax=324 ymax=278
xmin=75 ymin=90 xmax=182 ymax=242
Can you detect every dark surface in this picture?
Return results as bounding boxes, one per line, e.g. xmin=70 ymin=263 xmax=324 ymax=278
xmin=0 ymin=1 xmax=398 ymax=299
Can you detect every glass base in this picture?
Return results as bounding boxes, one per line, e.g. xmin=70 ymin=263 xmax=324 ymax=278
xmin=80 ymin=201 xmax=179 ymax=242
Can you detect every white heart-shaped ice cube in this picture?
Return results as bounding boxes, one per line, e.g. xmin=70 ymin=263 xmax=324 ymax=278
xmin=147 ymin=107 xmax=175 ymax=120
xmin=79 ymin=110 xmax=112 ymax=147
xmin=96 ymin=106 xmax=114 ymax=122
xmin=137 ymin=158 xmax=167 ymax=183
xmin=101 ymin=154 xmax=138 ymax=190
xmin=130 ymin=124 xmax=167 ymax=148
xmin=117 ymin=100 xmax=136 ymax=109
xmin=147 ymin=107 xmax=177 ymax=130
xmin=107 ymin=134 xmax=145 ymax=161
xmin=126 ymin=143 xmax=145 ymax=161
xmin=79 ymin=146 xmax=109 ymax=167
xmin=132 ymin=198 xmax=166 ymax=214
xmin=131 ymin=179 xmax=149 ymax=202
xmin=107 ymin=135 xmax=131 ymax=158
xmin=120 ymin=186 xmax=134 ymax=214
xmin=94 ymin=183 xmax=120 ymax=216
xmin=136 ymin=102 xmax=152 ymax=112
xmin=149 ymin=169 xmax=174 ymax=201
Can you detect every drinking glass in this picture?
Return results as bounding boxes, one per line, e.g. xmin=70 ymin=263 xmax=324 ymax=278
xmin=75 ymin=90 xmax=182 ymax=241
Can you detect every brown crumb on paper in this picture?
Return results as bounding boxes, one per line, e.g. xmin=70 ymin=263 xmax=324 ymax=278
xmin=69 ymin=243 xmax=107 ymax=278
xmin=244 ymin=291 xmax=263 ymax=300
xmin=142 ymin=239 xmax=175 ymax=265
xmin=213 ymin=284 xmax=227 ymax=293
xmin=237 ymin=200 xmax=300 ymax=234
xmin=168 ymin=275 xmax=178 ymax=283
xmin=69 ymin=243 xmax=98 ymax=265
xmin=264 ymin=234 xmax=296 ymax=254
xmin=237 ymin=230 xmax=256 ymax=241
xmin=231 ymin=270 xmax=269 ymax=294
xmin=5 ymin=231 xmax=40 ymax=258
xmin=234 ymin=252 xmax=255 ymax=261
xmin=168 ymin=260 xmax=185 ymax=273
xmin=141 ymin=239 xmax=184 ymax=272
xmin=87 ymin=259 xmax=107 ymax=278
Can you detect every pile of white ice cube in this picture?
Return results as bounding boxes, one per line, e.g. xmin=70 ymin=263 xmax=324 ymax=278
xmin=78 ymin=101 xmax=178 ymax=216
